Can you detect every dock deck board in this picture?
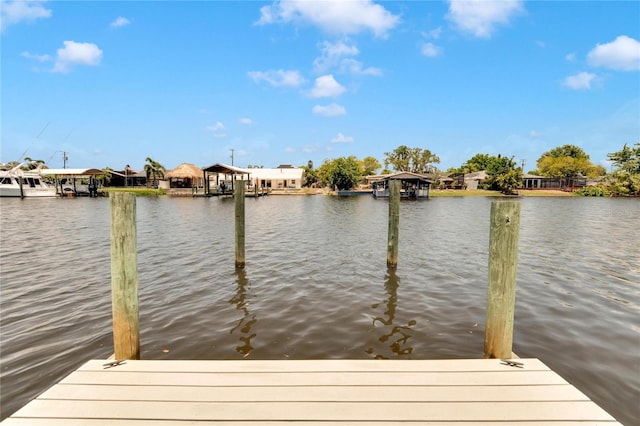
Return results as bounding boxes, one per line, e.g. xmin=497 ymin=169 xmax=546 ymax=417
xmin=2 ymin=358 xmax=620 ymax=425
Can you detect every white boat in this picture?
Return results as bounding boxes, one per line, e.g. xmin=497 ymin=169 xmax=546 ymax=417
xmin=0 ymin=164 xmax=58 ymax=198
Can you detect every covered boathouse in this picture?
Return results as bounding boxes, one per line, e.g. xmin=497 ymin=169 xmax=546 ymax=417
xmin=201 ymin=163 xmax=305 ymax=196
xmin=201 ymin=163 xmax=251 ymax=196
xmin=372 ymin=172 xmax=433 ymax=199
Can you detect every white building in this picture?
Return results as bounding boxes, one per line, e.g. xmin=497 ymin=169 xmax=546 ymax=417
xmin=202 ymin=163 xmax=305 ymax=192
xmin=248 ymin=165 xmax=304 ymax=189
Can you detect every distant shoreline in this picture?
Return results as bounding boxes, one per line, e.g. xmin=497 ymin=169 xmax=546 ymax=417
xmin=98 ymin=187 xmax=577 ymax=197
xmin=429 ymin=189 xmax=574 ymax=197
xmin=283 ymin=188 xmax=576 ymax=197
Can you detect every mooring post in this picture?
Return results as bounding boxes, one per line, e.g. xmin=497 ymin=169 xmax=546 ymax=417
xmin=18 ymin=176 xmax=24 ymax=199
xmin=387 ymin=180 xmax=400 ymax=268
xmin=235 ymin=181 xmax=246 ymax=268
xmin=110 ymin=192 xmax=140 ymax=360
xmin=484 ymin=200 xmax=521 ymax=359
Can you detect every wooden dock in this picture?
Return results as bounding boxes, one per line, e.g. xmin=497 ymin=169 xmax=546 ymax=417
xmin=2 ymin=358 xmax=620 ymax=424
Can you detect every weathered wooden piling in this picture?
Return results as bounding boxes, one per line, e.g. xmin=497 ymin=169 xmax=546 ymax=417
xmin=235 ymin=181 xmax=245 ymax=268
xmin=484 ymin=200 xmax=521 ymax=359
xmin=109 ymin=192 xmax=140 ymax=360
xmin=386 ymin=180 xmax=400 ymax=267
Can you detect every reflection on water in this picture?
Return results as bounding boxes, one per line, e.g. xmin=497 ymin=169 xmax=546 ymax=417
xmin=0 ymin=196 xmax=638 ymax=425
xmin=366 ymin=268 xmax=417 ymax=358
xmin=229 ymin=269 xmax=256 ymax=357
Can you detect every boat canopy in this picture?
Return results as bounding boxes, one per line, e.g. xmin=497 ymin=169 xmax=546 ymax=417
xmin=202 ymin=163 xmax=250 ymax=175
xmin=382 ymin=171 xmax=433 ymax=184
xmin=40 ymin=168 xmax=104 ymax=177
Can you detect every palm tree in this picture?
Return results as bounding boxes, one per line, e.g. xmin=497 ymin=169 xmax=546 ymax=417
xmin=144 ymin=157 xmax=166 ymax=188
xmin=99 ymin=167 xmax=113 ymax=186
xmin=24 ymin=157 xmax=46 ymax=170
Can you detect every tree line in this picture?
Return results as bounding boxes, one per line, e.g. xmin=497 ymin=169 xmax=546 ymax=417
xmin=300 ymin=142 xmax=639 ymax=196
xmin=8 ymin=143 xmax=638 ymax=196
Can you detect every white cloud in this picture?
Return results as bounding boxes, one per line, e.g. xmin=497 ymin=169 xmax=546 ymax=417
xmin=247 ymin=69 xmax=305 ymax=87
xmin=446 ymin=0 xmax=524 ymax=38
xmin=21 ymin=51 xmax=51 ymax=62
xmin=313 ymin=40 xmax=359 ymax=73
xmin=110 ymin=16 xmax=131 ymax=28
xmin=565 ymin=52 xmax=576 ymax=62
xmin=313 ymin=40 xmax=382 ymax=76
xmin=206 ymin=122 xmax=227 ymax=138
xmin=422 ymin=27 xmax=443 ymax=40
xmin=1 ymin=0 xmax=51 ymax=32
xmin=587 ymin=35 xmax=640 ymax=71
xmin=563 ymin=72 xmax=597 ymax=90
xmin=256 ymin=0 xmax=400 ymax=38
xmin=52 ymin=41 xmax=103 ymax=73
xmin=421 ymin=42 xmax=443 ymax=57
xmin=340 ymin=59 xmax=382 ymax=76
xmin=206 ymin=122 xmax=225 ymax=132
xmin=528 ymin=130 xmax=541 ymax=139
xmin=331 ymin=132 xmax=354 ymax=143
xmin=239 ymin=118 xmax=253 ymax=125
xmin=284 ymin=147 xmax=296 ymax=153
xmin=308 ymin=75 xmax=346 ymax=98
xmin=312 ymin=103 xmax=347 ymax=117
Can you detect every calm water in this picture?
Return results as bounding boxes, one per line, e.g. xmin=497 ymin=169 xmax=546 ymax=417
xmin=1 ymin=195 xmax=638 ymax=424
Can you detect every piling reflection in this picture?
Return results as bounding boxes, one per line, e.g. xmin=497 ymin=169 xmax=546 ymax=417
xmin=229 ymin=269 xmax=257 ymax=356
xmin=366 ymin=268 xmax=417 ymax=359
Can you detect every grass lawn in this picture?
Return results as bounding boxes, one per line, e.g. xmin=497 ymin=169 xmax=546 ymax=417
xmin=430 ymin=189 xmax=573 ymax=197
xmin=99 ymin=187 xmax=166 ymax=196
xmin=518 ymin=190 xmax=573 ymax=197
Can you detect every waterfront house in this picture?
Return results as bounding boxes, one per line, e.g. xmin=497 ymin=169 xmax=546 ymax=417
xmin=202 ymin=163 xmax=304 ymax=195
xmin=447 ymin=170 xmax=586 ymax=191
xmin=462 ymin=171 xmax=488 ymax=190
xmin=109 ymin=166 xmax=147 ymax=188
xmin=522 ymin=173 xmax=587 ymax=190
xmin=437 ymin=174 xmax=455 ymax=189
xmin=249 ymin=165 xmax=304 ymax=190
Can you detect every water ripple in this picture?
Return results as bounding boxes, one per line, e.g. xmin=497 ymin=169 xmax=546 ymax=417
xmin=0 ymin=196 xmax=638 ymax=424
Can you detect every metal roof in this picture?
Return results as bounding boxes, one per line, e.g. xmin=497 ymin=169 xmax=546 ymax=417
xmin=202 ymin=163 xmax=251 ymax=175
xmin=40 ymin=168 xmax=104 ymax=176
xmin=383 ymin=171 xmax=433 ymax=183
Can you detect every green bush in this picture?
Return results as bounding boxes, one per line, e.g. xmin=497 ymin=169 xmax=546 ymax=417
xmin=573 ymin=186 xmax=609 ymax=197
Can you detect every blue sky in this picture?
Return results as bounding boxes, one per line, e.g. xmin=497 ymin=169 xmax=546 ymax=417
xmin=2 ymin=0 xmax=639 ymax=173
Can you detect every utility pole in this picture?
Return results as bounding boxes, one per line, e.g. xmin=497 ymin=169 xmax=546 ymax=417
xmin=63 ymin=151 xmax=68 ymax=169
xmin=230 ymin=148 xmax=235 ymax=166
